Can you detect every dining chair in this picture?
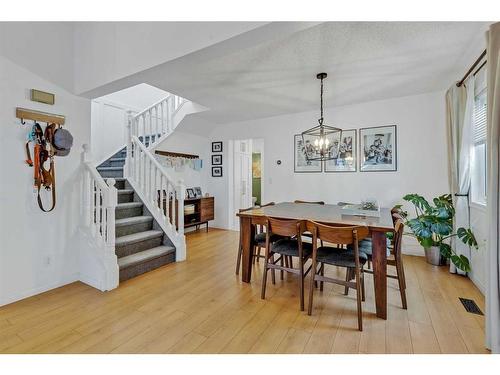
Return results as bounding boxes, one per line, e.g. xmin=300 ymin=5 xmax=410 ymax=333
xmin=359 ymin=218 xmax=407 ymax=309
xmin=235 ymin=203 xmax=281 ymax=275
xmin=307 ymin=222 xmax=369 ymax=331
xmin=293 ymin=199 xmax=325 ymax=251
xmin=261 ymin=217 xmax=312 ymax=311
xmin=252 ymin=202 xmax=276 ymax=263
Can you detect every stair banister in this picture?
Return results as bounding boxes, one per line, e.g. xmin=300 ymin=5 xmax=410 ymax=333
xmin=81 ymin=144 xmax=119 ymax=290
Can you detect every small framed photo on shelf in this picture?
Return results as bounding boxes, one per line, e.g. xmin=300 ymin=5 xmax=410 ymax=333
xmin=212 ymin=166 xmax=223 ymax=177
xmin=186 ymin=188 xmax=196 ymax=199
xmin=212 ymin=154 xmax=222 ymax=165
xmin=194 ymin=187 xmax=202 ymax=198
xmin=212 ymin=141 xmax=223 ymax=153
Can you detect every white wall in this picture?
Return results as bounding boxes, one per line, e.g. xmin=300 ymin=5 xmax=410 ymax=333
xmin=73 ymin=22 xmax=266 ymax=95
xmin=0 ymin=55 xmax=91 ymax=306
xmin=207 ymin=91 xmax=449 ymax=255
xmin=0 ymin=22 xmax=75 ymax=92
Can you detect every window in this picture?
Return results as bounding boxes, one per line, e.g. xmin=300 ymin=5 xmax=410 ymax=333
xmin=470 ymin=85 xmax=487 ymax=206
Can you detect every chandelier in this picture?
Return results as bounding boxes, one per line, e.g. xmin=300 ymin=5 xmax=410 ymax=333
xmin=301 ymin=73 xmax=342 ymax=162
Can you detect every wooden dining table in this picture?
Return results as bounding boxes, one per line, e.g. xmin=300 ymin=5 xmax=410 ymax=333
xmin=236 ymin=202 xmax=395 ymax=319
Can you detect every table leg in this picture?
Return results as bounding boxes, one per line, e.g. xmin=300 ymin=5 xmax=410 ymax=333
xmin=371 ymin=230 xmax=387 ymax=319
xmin=240 ymin=216 xmax=254 ymax=283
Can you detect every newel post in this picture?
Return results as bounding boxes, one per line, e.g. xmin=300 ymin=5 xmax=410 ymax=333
xmin=105 ymin=178 xmax=118 ymax=247
xmin=176 ymin=178 xmax=186 ymax=262
xmin=125 ymin=110 xmax=133 ymax=178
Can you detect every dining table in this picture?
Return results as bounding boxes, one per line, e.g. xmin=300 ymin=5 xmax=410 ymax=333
xmin=236 ymin=201 xmax=395 ymax=319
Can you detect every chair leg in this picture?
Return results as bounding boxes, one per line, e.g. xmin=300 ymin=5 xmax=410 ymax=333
xmin=284 ymin=256 xmax=289 ymax=268
xmin=396 ymin=260 xmax=408 ymax=309
xmin=280 ymin=256 xmax=284 ymax=280
xmin=235 ymin=241 xmax=243 ymax=275
xmin=256 ymin=247 xmax=262 ymax=263
xmin=261 ymin=253 xmax=269 ymax=300
xmin=289 ymin=256 xmax=293 ymax=269
xmin=308 ymin=255 xmax=318 ymax=315
xmin=354 ymin=266 xmax=363 ymax=331
xmin=271 ymin=255 xmax=276 ymax=285
xmin=344 ymin=268 xmax=351 ymax=295
xmin=299 ymin=258 xmax=305 ymax=311
xmin=320 ymin=263 xmax=324 ymax=292
xmin=361 ymin=270 xmax=366 ymax=302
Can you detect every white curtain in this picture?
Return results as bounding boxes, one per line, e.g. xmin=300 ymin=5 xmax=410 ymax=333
xmin=446 ymin=77 xmax=474 ymax=275
xmin=486 ymin=22 xmax=500 ymax=354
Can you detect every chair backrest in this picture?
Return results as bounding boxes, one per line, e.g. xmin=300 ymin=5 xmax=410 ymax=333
xmin=392 ymin=219 xmax=404 ymax=258
xmin=391 ymin=206 xmax=404 ymax=225
xmin=294 ymin=200 xmax=325 ymax=205
xmin=309 ymin=221 xmax=369 ymax=245
xmin=267 ymin=217 xmax=307 ymax=238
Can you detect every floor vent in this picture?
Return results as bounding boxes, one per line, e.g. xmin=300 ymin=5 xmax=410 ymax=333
xmin=459 ymin=297 xmax=484 ymax=315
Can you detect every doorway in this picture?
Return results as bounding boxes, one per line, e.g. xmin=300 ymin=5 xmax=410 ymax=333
xmin=228 ymin=138 xmax=264 ymax=230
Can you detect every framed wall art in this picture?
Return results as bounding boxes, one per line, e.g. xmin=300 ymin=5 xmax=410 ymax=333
xmin=324 ymin=129 xmax=357 ymax=172
xmin=293 ymin=134 xmax=322 ymax=173
xmin=212 ymin=154 xmax=222 ymax=165
xmin=359 ymin=125 xmax=397 ymax=172
xmin=212 ymin=166 xmax=223 ymax=177
xmin=212 ymin=141 xmax=223 ymax=153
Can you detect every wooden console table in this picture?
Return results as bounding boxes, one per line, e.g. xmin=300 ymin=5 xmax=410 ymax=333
xmin=159 ymin=195 xmax=214 ymax=232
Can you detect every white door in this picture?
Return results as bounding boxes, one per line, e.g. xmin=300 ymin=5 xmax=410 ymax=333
xmin=233 ymin=140 xmax=253 ymax=229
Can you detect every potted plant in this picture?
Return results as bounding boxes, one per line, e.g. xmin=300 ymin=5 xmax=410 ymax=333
xmin=400 ymin=193 xmax=478 ymax=272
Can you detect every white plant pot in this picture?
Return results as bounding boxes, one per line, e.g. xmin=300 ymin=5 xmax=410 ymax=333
xmin=424 ymin=246 xmax=445 ymax=266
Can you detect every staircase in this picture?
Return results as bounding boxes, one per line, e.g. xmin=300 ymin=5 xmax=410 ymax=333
xmin=80 ymin=94 xmax=187 ymax=290
xmin=96 ymin=143 xmax=176 ymax=282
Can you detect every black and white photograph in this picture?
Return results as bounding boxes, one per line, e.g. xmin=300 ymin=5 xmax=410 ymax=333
xmin=194 ymin=187 xmax=202 ymax=198
xmin=186 ymin=188 xmax=196 ymax=199
xmin=324 ymin=129 xmax=357 ymax=172
xmin=294 ymin=134 xmax=322 ymax=173
xmin=212 ymin=166 xmax=223 ymax=177
xmin=211 ymin=154 xmax=222 ymax=165
xmin=359 ymin=125 xmax=397 ymax=172
xmin=212 ymin=141 xmax=223 ymax=153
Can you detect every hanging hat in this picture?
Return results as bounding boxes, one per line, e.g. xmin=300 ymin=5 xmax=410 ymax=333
xmin=52 ymin=128 xmax=73 ymax=156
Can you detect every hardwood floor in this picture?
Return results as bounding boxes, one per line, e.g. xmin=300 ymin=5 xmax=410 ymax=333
xmin=0 ymin=228 xmax=489 ymax=354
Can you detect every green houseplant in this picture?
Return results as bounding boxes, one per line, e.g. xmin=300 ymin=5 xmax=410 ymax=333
xmin=401 ymin=193 xmax=478 ymax=272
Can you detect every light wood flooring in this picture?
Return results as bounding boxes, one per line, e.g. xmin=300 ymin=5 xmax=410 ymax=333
xmin=0 ymin=228 xmax=489 ymax=354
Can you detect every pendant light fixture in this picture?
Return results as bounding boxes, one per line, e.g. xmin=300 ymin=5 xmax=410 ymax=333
xmin=301 ymin=73 xmax=342 ymax=162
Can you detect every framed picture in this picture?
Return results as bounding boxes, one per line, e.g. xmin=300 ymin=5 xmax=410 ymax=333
xmin=212 ymin=154 xmax=222 ymax=165
xmin=212 ymin=166 xmax=223 ymax=177
xmin=186 ymin=188 xmax=196 ymax=199
xmin=324 ymin=129 xmax=357 ymax=172
xmin=294 ymin=134 xmax=322 ymax=173
xmin=194 ymin=187 xmax=202 ymax=198
xmin=212 ymin=141 xmax=223 ymax=153
xmin=359 ymin=125 xmax=397 ymax=172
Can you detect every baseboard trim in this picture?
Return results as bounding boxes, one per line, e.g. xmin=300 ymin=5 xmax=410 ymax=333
xmin=0 ymin=273 xmax=79 ymax=307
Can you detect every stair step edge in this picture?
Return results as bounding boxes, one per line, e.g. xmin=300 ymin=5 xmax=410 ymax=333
xmin=115 ymin=216 xmax=153 ymax=227
xmin=117 ymin=189 xmax=134 ymax=194
xmin=118 ymin=246 xmax=175 ymax=269
xmin=116 ymin=202 xmax=143 ymax=209
xmin=115 ymin=230 xmax=163 ymax=246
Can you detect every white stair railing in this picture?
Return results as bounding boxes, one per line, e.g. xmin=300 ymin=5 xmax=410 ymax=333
xmin=124 ymin=95 xmax=187 ymax=261
xmin=129 ymin=94 xmax=186 ymax=150
xmin=81 ymin=144 xmax=119 ymax=290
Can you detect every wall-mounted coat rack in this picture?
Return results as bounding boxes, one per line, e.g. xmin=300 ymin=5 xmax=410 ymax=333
xmin=155 ymin=150 xmax=199 ymax=159
xmin=16 ymin=107 xmax=65 ymax=125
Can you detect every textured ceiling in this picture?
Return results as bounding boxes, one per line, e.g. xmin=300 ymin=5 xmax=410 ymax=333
xmin=86 ymin=22 xmax=491 ymax=126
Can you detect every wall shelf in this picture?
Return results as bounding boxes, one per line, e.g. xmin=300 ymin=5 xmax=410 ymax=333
xmin=155 ymin=150 xmax=199 ymax=159
xmin=16 ymin=107 xmax=65 ymax=125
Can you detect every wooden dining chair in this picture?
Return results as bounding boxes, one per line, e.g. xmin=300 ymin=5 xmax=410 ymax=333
xmin=236 ymin=203 xmax=281 ymax=274
xmin=261 ymin=217 xmax=312 ymax=311
xmin=360 ymin=218 xmax=407 ymax=309
xmin=307 ymin=222 xmax=369 ymax=331
xmin=252 ymin=202 xmax=276 ymax=263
